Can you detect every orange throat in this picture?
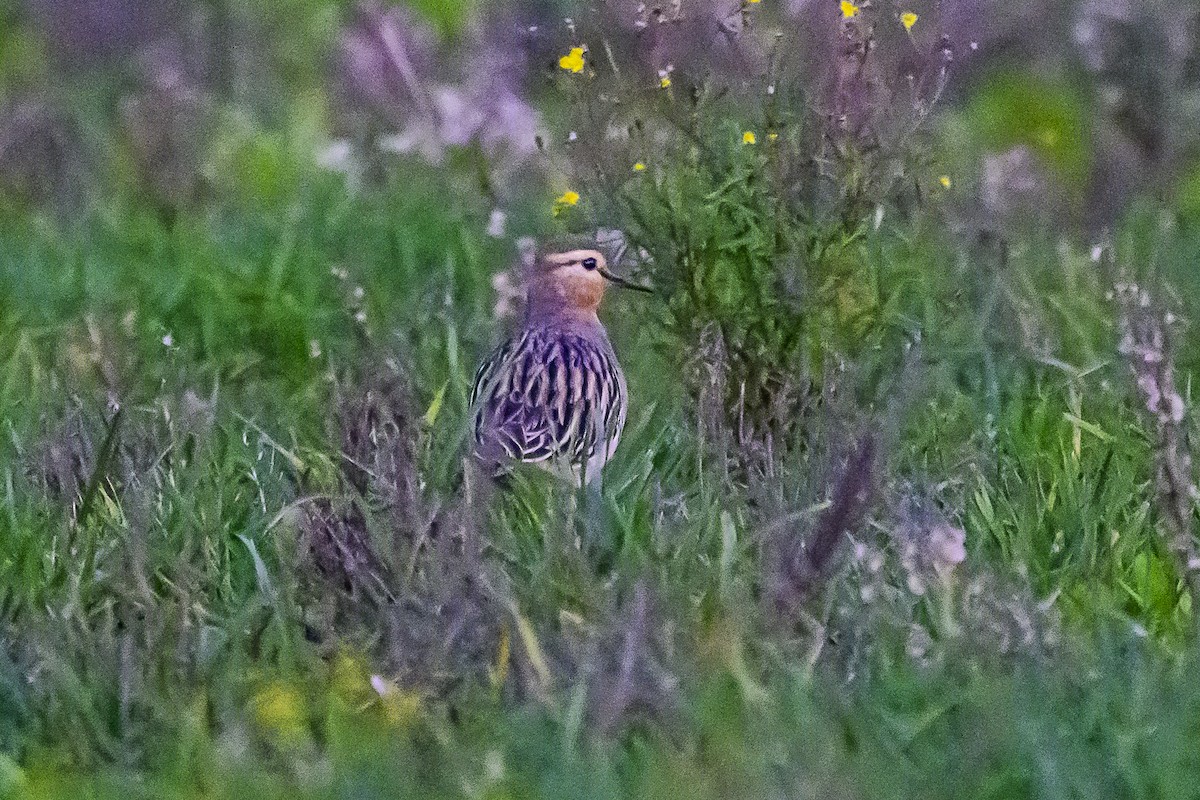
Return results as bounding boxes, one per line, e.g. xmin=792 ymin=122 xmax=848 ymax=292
xmin=529 ymin=273 xmax=606 ymax=317
xmin=562 ymin=273 xmax=605 ymax=311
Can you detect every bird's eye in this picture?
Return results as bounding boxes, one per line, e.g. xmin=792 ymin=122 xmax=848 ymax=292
xmin=582 ymin=257 xmax=598 ymax=270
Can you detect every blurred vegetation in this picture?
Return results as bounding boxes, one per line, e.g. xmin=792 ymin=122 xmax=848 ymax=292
xmin=2 ymin=0 xmax=1200 ymax=798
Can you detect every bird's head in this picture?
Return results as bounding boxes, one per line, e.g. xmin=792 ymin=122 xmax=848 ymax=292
xmin=526 ymin=238 xmax=651 ymax=318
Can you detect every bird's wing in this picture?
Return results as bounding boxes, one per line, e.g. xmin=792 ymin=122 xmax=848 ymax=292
xmin=469 ymin=336 xmax=512 ymax=409
xmin=471 ymin=332 xmax=556 ymax=465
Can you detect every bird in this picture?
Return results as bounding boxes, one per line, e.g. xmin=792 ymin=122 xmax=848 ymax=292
xmin=468 ymin=239 xmax=650 ymax=486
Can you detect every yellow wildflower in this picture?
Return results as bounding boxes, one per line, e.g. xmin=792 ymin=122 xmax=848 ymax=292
xmin=901 ymin=11 xmax=918 ymax=30
xmin=747 ymin=0 xmax=761 ymax=3
xmin=660 ymin=75 xmax=672 ymax=88
xmin=559 ymin=46 xmax=586 ymax=74
xmin=370 ymin=674 xmax=423 ymax=728
xmin=938 ymin=175 xmax=951 ymax=189
xmin=553 ymin=190 xmax=580 ymax=216
xmin=331 ymin=652 xmax=372 ymax=701
xmin=768 ymin=132 xmax=779 ymax=142
xmin=742 ymin=131 xmax=757 ymax=145
xmin=381 ymin=690 xmax=421 ymax=727
xmin=840 ymin=1 xmax=860 ymax=18
xmin=633 ymin=162 xmax=646 ymax=171
xmin=252 ymin=681 xmax=307 ymax=747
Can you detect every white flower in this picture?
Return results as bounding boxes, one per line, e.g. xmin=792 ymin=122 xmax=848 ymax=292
xmin=487 ymin=208 xmax=507 ymax=238
xmin=316 ymin=139 xmax=355 ymax=173
xmin=928 ymin=522 xmax=967 ymax=578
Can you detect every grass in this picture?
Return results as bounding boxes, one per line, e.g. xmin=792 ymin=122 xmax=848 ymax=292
xmin=3 ymin=4 xmax=1200 ymax=797
xmin=1 ymin=164 xmax=1199 ymax=798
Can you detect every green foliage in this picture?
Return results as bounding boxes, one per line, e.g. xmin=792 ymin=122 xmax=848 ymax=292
xmin=960 ymin=71 xmax=1093 ymax=192
xmin=552 ymin=6 xmax=956 ymax=439
xmin=1177 ymin=160 xmax=1200 ymax=221
xmin=406 ymin=0 xmax=480 ymax=37
xmin=0 ymin=13 xmax=47 ymax=92
xmin=3 ymin=1 xmax=1200 ymax=798
xmin=1 ymin=156 xmax=1198 ymax=796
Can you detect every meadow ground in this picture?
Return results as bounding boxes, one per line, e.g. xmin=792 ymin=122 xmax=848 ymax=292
xmin=3 ymin=1 xmax=1200 ymax=798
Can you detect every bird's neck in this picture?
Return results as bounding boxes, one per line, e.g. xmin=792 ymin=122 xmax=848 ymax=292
xmin=526 ymin=274 xmax=606 ymax=322
xmin=523 ymin=298 xmax=603 ymax=331
xmin=525 ymin=283 xmax=604 ymax=328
